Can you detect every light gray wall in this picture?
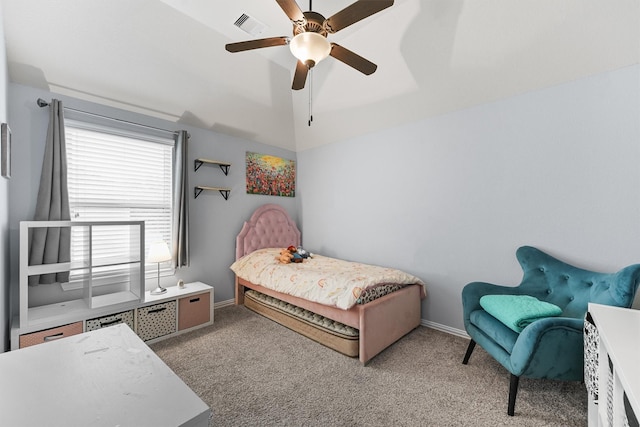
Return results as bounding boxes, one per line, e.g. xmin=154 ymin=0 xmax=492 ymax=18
xmin=297 ymin=65 xmax=640 ymax=333
xmin=0 ymin=2 xmax=10 ymax=352
xmin=7 ymin=83 xmax=297 ymax=322
xmin=5 ymin=65 xmax=639 ymax=343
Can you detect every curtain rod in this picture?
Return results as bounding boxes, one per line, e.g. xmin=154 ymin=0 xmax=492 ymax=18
xmin=36 ymin=98 xmax=179 ymax=136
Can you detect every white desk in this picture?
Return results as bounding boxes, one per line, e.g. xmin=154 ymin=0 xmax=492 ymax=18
xmin=0 ymin=324 xmax=210 ymax=427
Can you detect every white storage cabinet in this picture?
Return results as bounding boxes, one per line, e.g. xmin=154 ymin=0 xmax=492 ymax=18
xmin=586 ymin=303 xmax=639 ymax=427
xmin=12 ymin=220 xmax=214 ymax=349
xmin=14 ymin=220 xmax=144 ymax=345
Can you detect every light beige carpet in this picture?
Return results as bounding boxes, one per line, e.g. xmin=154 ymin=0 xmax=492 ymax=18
xmin=151 ymin=305 xmax=587 ymax=426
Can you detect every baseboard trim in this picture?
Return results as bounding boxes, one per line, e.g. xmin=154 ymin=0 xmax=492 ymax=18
xmin=421 ymin=319 xmax=469 ymax=339
xmin=215 ymin=299 xmax=235 ymax=309
xmin=217 ymin=297 xmax=469 ymax=339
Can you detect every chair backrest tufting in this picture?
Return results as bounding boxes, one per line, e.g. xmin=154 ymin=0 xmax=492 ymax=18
xmin=515 ymin=246 xmax=640 ymax=319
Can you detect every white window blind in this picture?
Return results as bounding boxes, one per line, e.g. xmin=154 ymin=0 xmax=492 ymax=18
xmin=65 ymin=120 xmax=174 ymax=289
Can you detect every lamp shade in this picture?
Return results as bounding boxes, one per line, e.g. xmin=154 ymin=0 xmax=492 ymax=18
xmin=148 ymin=241 xmax=172 ymax=263
xmin=289 ymin=32 xmax=331 ymax=67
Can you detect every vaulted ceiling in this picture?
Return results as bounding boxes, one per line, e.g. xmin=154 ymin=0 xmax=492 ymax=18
xmin=2 ymin=0 xmax=638 ymax=151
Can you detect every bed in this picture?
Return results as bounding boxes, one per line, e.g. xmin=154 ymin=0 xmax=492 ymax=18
xmin=231 ymin=204 xmax=426 ymax=364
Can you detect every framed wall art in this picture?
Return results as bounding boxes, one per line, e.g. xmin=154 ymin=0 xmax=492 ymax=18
xmin=246 ymin=152 xmax=295 ymax=197
xmin=1 ymin=123 xmax=10 ymax=179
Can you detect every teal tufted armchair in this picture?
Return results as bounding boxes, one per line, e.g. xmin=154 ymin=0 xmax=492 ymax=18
xmin=462 ymin=246 xmax=640 ymax=416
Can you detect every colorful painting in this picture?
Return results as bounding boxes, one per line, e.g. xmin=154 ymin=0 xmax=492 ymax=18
xmin=246 ymin=152 xmax=296 ymax=197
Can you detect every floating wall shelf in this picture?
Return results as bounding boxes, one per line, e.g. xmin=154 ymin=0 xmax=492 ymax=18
xmin=194 ymin=186 xmax=231 ymax=200
xmin=194 ymin=158 xmax=231 ymax=175
xmin=194 ymin=158 xmax=231 ymax=200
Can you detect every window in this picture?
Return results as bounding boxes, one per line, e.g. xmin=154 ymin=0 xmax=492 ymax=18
xmin=65 ymin=120 xmax=174 ymax=289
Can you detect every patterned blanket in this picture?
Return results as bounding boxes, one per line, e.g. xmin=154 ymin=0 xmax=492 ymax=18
xmin=230 ymin=248 xmax=425 ymax=310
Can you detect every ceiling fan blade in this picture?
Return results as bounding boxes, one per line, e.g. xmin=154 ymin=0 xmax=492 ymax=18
xmin=324 ymin=0 xmax=394 ymax=33
xmin=275 ymin=0 xmax=306 ymax=26
xmin=330 ymin=43 xmax=377 ymax=75
xmin=225 ymin=37 xmax=289 ymax=53
xmin=292 ymin=61 xmax=309 ymax=90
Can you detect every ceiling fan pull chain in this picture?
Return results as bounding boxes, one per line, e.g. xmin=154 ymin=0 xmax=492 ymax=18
xmin=308 ymin=68 xmax=313 ymax=126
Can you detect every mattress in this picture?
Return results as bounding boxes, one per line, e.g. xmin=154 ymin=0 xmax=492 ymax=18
xmin=231 ymin=248 xmax=425 ymax=309
xmin=244 ymin=289 xmax=359 ymax=357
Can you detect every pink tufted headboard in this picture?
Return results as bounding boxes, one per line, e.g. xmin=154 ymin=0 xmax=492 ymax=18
xmin=236 ymin=204 xmax=301 ymax=260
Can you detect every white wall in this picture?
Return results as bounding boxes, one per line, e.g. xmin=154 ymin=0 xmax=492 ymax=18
xmin=0 ymin=1 xmax=10 ymax=351
xmin=7 ymin=84 xmax=297 ymax=322
xmin=298 ymin=65 xmax=640 ymax=333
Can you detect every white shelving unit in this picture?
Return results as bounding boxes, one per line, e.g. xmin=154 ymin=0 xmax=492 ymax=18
xmin=17 ymin=220 xmax=145 ymax=332
xmin=12 ymin=281 xmax=214 ymax=350
xmin=586 ymin=303 xmax=639 ymax=427
xmin=12 ymin=220 xmax=215 ymax=351
xmin=140 ymin=281 xmax=214 ymax=344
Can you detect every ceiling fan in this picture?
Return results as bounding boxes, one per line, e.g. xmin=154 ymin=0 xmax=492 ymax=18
xmin=225 ymin=0 xmax=394 ymax=90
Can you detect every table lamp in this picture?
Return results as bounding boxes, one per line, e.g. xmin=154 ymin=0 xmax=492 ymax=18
xmin=148 ymin=240 xmax=171 ymax=295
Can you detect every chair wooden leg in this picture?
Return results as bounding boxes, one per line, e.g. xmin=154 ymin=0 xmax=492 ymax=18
xmin=462 ymin=340 xmax=476 ymax=365
xmin=508 ymin=374 xmax=520 ymax=416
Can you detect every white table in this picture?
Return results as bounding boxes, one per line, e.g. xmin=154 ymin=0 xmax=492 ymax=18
xmin=0 ymin=324 xmax=211 ymax=427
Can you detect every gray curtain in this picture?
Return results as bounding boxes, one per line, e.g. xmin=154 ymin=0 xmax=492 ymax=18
xmin=172 ymin=130 xmax=189 ymax=268
xmin=29 ymin=99 xmax=71 ymax=285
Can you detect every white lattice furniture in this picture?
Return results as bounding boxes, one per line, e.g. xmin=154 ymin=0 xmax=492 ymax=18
xmin=586 ymin=303 xmax=639 ymax=427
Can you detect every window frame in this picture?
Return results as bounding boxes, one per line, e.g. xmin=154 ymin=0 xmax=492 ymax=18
xmin=63 ymin=118 xmax=175 ymax=291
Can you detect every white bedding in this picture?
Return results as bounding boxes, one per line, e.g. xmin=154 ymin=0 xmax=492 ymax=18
xmin=230 ymin=248 xmax=424 ymax=310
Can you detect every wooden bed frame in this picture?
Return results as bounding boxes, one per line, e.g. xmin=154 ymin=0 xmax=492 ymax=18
xmin=234 ymin=204 xmax=424 ymax=364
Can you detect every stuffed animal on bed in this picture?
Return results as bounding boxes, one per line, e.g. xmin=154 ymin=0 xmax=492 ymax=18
xmin=287 ymin=245 xmax=303 ymax=263
xmin=277 ymin=248 xmax=294 ymax=264
xmin=277 ymin=246 xmax=310 ymax=264
xmin=296 ymin=246 xmax=311 ymax=259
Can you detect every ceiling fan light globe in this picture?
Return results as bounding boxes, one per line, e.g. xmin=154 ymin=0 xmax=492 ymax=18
xmin=289 ymin=32 xmax=331 ymax=66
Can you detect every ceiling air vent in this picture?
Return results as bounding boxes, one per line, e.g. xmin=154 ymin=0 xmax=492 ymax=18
xmin=234 ymin=13 xmax=267 ymax=37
